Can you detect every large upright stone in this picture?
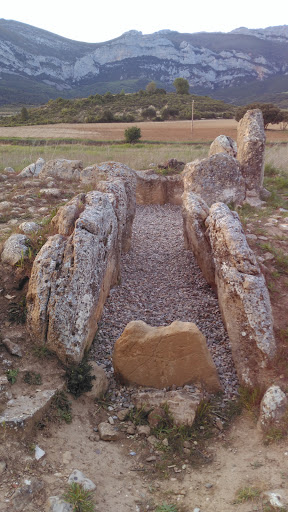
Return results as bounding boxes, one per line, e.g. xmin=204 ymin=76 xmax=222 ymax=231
xmin=182 ymin=191 xmax=215 ymax=288
xmin=80 ymin=162 xmax=136 ymax=252
xmin=183 ymin=153 xmax=245 ymax=207
xmin=237 ymin=109 xmax=265 ymax=194
xmin=113 ymin=320 xmax=221 ymax=392
xmin=205 ymin=202 xmax=276 ymax=386
xmin=27 ymin=191 xmax=120 ymax=363
xmin=209 ymin=135 xmax=237 ymax=158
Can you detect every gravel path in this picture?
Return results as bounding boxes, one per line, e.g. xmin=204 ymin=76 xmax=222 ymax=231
xmin=92 ymin=204 xmax=238 ymax=398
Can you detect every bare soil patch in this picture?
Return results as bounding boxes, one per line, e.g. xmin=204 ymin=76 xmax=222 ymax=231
xmin=0 ymin=120 xmax=288 ymax=143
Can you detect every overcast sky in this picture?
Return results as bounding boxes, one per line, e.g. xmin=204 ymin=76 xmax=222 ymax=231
xmin=1 ymin=0 xmax=287 ymax=43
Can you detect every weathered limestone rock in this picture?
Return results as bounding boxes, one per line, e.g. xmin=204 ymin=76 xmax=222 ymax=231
xmin=85 ymin=362 xmax=109 ymax=399
xmin=205 ymin=203 xmax=276 ymax=385
xmin=209 ymin=135 xmax=237 ymax=158
xmin=19 ymin=221 xmax=40 ymax=234
xmin=96 ymin=178 xmax=131 ymax=253
xmin=39 ymin=188 xmax=62 ymax=197
xmin=113 ymin=320 xmax=221 ymax=392
xmin=1 ymin=234 xmax=28 ymax=266
xmin=182 ymin=191 xmax=215 ymax=288
xmin=0 ymin=389 xmax=56 ymax=431
xmin=39 ymin=159 xmax=83 ymax=180
xmin=46 ymin=496 xmax=73 ymax=512
xmin=2 ymin=338 xmax=22 ymax=357
xmin=237 ymin=109 xmax=265 ymax=195
xmin=51 ymin=194 xmax=86 ymax=236
xmin=18 ymin=157 xmax=45 ymax=177
xmin=258 ymin=385 xmax=288 ymax=429
xmin=27 ymin=191 xmax=120 ymax=363
xmin=136 ymin=170 xmax=183 ymax=205
xmin=80 ymin=162 xmax=136 ymax=252
xmin=98 ymin=422 xmax=120 ymax=441
xmin=0 ymin=200 xmax=12 ymax=211
xmin=183 ymin=153 xmax=245 ymax=207
xmin=68 ymin=470 xmax=96 ymax=491
xmin=132 ymin=389 xmax=203 ymax=426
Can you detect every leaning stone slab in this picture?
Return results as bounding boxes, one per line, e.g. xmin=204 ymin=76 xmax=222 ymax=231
xmin=237 ymin=109 xmax=265 ymax=193
xmin=27 ymin=191 xmax=120 ymax=363
xmin=183 ymin=153 xmax=245 ymax=207
xmin=258 ymin=385 xmax=288 ymax=430
xmin=113 ymin=320 xmax=221 ymax=392
xmin=205 ymin=203 xmax=276 ymax=386
xmin=39 ymin=159 xmax=83 ymax=180
xmin=18 ymin=157 xmax=45 ymax=178
xmin=1 ymin=234 xmax=29 ymax=266
xmin=182 ymin=191 xmax=215 ymax=288
xmin=132 ymin=389 xmax=203 ymax=426
xmin=0 ymin=389 xmax=56 ymax=432
xmin=209 ymin=135 xmax=237 ymax=158
xmin=80 ymin=162 xmax=137 ymax=252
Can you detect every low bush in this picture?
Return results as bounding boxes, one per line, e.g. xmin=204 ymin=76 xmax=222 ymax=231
xmin=124 ymin=126 xmax=141 ymax=143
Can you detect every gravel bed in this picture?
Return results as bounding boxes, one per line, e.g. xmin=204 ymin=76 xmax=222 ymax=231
xmin=91 ymin=204 xmax=238 ymax=400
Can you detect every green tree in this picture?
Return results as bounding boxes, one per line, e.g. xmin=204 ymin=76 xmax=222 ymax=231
xmin=235 ymin=103 xmax=284 ymax=129
xmin=142 ymin=106 xmax=156 ymax=119
xmin=146 ymin=81 xmax=157 ymax=94
xmin=173 ymin=77 xmax=189 ymax=94
xmin=20 ymin=106 xmax=29 ymax=122
xmin=124 ymin=126 xmax=141 ymax=143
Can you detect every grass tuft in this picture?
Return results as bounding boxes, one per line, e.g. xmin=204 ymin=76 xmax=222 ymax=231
xmin=63 ymin=482 xmax=95 ymax=512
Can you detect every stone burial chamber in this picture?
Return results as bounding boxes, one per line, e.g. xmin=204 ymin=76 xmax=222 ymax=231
xmin=24 ymin=108 xmax=276 ymax=394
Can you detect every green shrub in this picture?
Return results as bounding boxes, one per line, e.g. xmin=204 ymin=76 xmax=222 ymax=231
xmin=124 ymin=126 xmax=141 ymax=143
xmin=65 ymin=358 xmax=95 ymax=398
xmin=63 ymin=482 xmax=95 ymax=511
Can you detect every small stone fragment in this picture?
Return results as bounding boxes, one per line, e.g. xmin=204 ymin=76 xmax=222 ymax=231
xmin=147 ymin=435 xmax=158 ymax=446
xmin=117 ymin=409 xmax=128 ymax=421
xmin=98 ymin=422 xmax=119 ymax=441
xmin=0 ymin=460 xmax=7 ymax=474
xmin=137 ymin=425 xmax=151 ymax=437
xmin=35 ymin=445 xmax=46 ymax=460
xmin=146 ymin=456 xmax=157 ymax=462
xmin=2 ymin=338 xmax=22 ymax=357
xmin=258 ymin=385 xmax=288 ymax=429
xmin=47 ymin=496 xmax=73 ymax=512
xmin=68 ymin=469 xmax=96 ymax=491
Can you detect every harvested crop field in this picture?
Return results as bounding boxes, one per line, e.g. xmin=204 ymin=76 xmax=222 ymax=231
xmin=0 ymin=119 xmax=288 ymax=142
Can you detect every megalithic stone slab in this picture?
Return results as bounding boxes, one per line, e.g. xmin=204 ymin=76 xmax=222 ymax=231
xmin=113 ymin=320 xmax=221 ymax=392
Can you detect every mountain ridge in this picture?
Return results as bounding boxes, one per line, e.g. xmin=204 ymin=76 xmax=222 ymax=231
xmin=0 ymin=19 xmax=288 ymax=106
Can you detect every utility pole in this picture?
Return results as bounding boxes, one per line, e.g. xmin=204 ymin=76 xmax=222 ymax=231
xmin=191 ymin=99 xmax=195 ymax=135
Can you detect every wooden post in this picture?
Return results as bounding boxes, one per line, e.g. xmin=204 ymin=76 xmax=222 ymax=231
xmin=191 ymin=99 xmax=195 ymax=135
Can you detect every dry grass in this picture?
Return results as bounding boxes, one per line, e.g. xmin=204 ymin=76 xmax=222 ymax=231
xmin=0 ymin=142 xmax=208 ymax=172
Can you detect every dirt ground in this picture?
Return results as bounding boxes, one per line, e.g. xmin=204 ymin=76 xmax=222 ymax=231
xmin=0 ymin=135 xmax=288 ymax=511
xmin=0 ymin=119 xmax=288 ymax=143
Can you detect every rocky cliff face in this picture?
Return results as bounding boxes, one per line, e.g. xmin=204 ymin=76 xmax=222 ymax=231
xmin=0 ymin=19 xmax=288 ymax=102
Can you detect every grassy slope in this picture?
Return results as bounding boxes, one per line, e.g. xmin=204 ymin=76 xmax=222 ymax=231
xmin=0 ymin=91 xmax=236 ymax=126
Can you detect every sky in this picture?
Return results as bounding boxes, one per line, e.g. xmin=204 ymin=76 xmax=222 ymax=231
xmin=1 ymin=0 xmax=287 ymax=43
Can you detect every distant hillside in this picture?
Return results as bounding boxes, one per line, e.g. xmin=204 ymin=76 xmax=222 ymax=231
xmin=0 ymin=91 xmax=236 ymax=126
xmin=0 ymin=20 xmax=288 ymax=106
